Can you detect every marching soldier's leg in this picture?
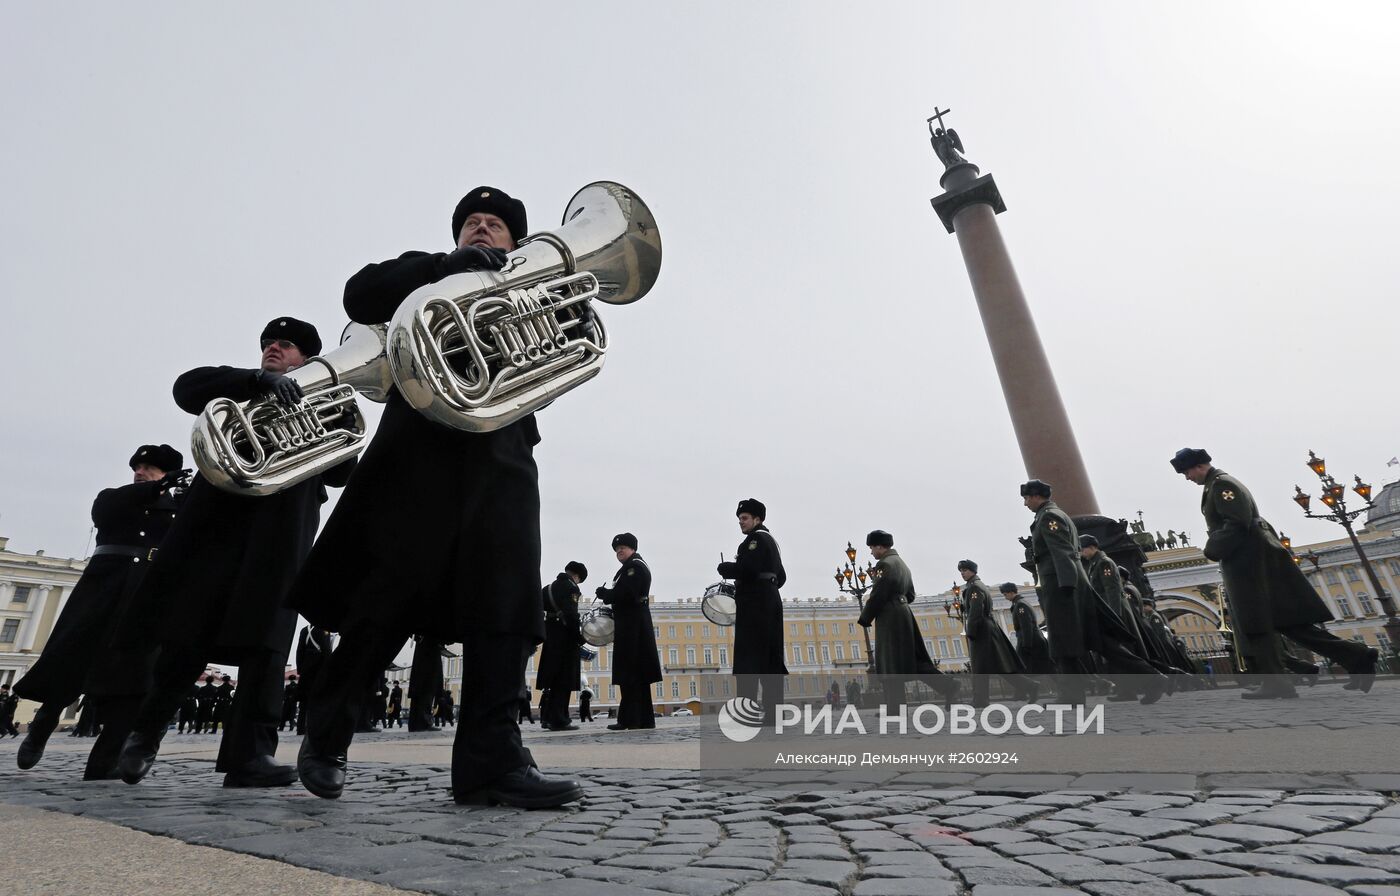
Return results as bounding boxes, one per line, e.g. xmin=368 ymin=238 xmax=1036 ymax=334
xmin=1240 ymin=631 xmax=1297 ymax=699
xmin=16 ymin=703 xmax=63 ymax=770
xmin=85 ymin=695 xmax=140 ymax=780
xmin=1278 ymin=623 xmax=1378 ymax=693
xmin=119 ymin=647 xmax=207 ymax=784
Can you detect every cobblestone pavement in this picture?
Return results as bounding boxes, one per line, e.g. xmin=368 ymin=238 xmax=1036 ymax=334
xmin=4 ymin=745 xmax=1400 ymax=896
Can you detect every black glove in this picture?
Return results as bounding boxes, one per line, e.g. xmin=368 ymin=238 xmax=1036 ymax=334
xmin=253 ymin=369 xmax=303 ymax=405
xmin=442 ymin=246 xmax=510 ymax=274
xmin=717 ymin=561 xmax=739 ymax=578
xmin=158 ymin=469 xmax=191 ymax=492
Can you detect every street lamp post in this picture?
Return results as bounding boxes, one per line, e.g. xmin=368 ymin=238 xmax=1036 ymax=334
xmin=1293 ymin=450 xmax=1400 ymax=647
xmin=835 ymin=542 xmax=876 ymax=672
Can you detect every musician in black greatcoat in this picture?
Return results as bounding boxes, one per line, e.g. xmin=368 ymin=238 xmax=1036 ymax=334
xmin=195 ymin=676 xmax=218 ymax=734
xmin=537 ymin=562 xmax=587 ymax=731
xmin=116 ymin=318 xmax=356 ymax=789
xmin=600 ymin=533 xmax=662 ymax=730
xmin=291 ymin=187 xmax=581 ymax=809
xmin=14 ymin=444 xmax=184 ymax=778
xmin=210 ymin=675 xmax=235 ymax=735
xmin=280 ymin=676 xmax=299 ymax=731
xmin=716 ymin=499 xmax=787 ymax=724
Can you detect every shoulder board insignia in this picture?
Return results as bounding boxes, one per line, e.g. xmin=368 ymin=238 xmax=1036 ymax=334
xmin=1103 ymin=567 xmax=1113 ymax=577
xmin=1048 ymin=519 xmax=1060 ymax=531
xmin=1222 ymin=489 xmax=1236 ymax=501
xmin=748 ymin=540 xmax=758 ymax=550
xmin=627 ymin=568 xmax=635 ymax=576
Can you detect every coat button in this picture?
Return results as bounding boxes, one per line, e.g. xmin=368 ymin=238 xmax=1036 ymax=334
xmin=132 ymin=557 xmax=140 ymax=563
xmin=139 ymin=531 xmax=146 ymax=537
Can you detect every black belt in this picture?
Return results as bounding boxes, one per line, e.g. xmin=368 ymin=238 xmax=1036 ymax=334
xmin=92 ymin=545 xmax=159 ymax=561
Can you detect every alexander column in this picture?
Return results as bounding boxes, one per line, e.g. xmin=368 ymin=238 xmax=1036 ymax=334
xmin=927 ymin=109 xmax=1099 ymax=516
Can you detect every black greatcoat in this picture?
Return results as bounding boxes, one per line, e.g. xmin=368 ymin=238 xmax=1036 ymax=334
xmin=717 ymin=524 xmax=788 ymax=675
xmin=118 ymin=367 xmax=354 ymax=663
xmin=290 ymin=251 xmax=545 ymax=644
xmin=15 ymin=480 xmax=179 ymax=702
xmin=537 ymin=573 xmax=584 ymax=692
xmin=599 ymin=555 xmax=662 ymax=687
xmin=1200 ymin=467 xmax=1332 ymax=635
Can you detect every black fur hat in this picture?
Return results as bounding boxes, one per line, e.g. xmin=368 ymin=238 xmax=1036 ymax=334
xmin=865 ymin=530 xmax=894 ymax=548
xmin=565 ymin=561 xmax=588 ymax=582
xmin=1020 ymin=479 xmax=1053 ymax=498
xmin=1170 ymin=447 xmax=1212 ymax=473
xmin=611 ymin=533 xmax=638 ymax=551
xmin=129 ymin=444 xmax=183 ymax=473
xmin=260 ymin=317 xmax=322 ymax=357
xmin=452 ymin=186 xmax=528 ymax=244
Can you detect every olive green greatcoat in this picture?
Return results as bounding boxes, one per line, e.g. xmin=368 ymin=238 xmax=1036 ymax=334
xmin=858 ymin=549 xmax=939 ymax=676
xmin=1028 ymin=501 xmax=1095 ymax=660
xmin=1084 ymin=550 xmax=1148 ymax=654
xmin=1200 ymin=467 xmax=1332 ymax=635
xmin=963 ymin=576 xmax=1024 ymax=675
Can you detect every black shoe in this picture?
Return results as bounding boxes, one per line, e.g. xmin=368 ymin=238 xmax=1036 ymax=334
xmin=606 ymin=723 xmax=627 ymax=730
xmin=223 ymin=755 xmax=299 ymax=788
xmin=555 ymin=724 xmax=580 ymax=731
xmin=17 ymin=708 xmax=60 ymax=770
xmin=296 ymin=735 xmax=346 ymax=799
xmin=82 ymin=764 xmax=122 ymax=782
xmin=1345 ymin=649 xmax=1379 ymax=694
xmin=454 ymin=766 xmax=583 ymax=809
xmin=1242 ymin=682 xmax=1298 ymax=700
xmin=117 ymin=731 xmax=164 ymax=785
xmin=1139 ymin=675 xmax=1169 ymax=705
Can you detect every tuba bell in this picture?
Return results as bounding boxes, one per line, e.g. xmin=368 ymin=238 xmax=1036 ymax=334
xmin=191 ymin=322 xmax=393 ymax=495
xmin=386 ymin=181 xmax=661 ymax=432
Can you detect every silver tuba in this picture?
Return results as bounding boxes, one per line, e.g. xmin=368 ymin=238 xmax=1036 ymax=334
xmin=191 ymin=322 xmax=393 ymax=495
xmin=386 ymin=181 xmax=661 ymax=432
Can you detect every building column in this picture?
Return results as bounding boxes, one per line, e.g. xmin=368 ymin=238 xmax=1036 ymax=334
xmin=18 ymin=585 xmax=54 ymax=652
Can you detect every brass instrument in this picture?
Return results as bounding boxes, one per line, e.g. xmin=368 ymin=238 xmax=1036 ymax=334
xmin=1204 ymin=583 xmax=1246 ymax=672
xmin=387 ymin=181 xmax=661 ymax=432
xmin=192 ymin=323 xmax=392 ymax=495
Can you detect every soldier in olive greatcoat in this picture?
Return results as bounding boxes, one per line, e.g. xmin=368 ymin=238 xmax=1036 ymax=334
xmin=1172 ymin=447 xmax=1378 ymax=698
xmin=957 ymin=561 xmax=1037 ymax=706
xmin=857 ymin=531 xmax=957 ymax=706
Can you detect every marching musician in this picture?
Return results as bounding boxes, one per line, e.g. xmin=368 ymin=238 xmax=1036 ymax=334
xmin=599 ymin=533 xmax=662 ymax=730
xmin=1003 ymin=583 xmax=1055 ymax=679
xmin=716 ymin=499 xmax=787 ymax=724
xmin=116 ymin=318 xmax=357 ymax=789
xmin=538 ymin=562 xmax=588 ymax=731
xmin=290 ymin=187 xmax=583 ymax=809
xmin=14 ymin=444 xmax=185 ymax=779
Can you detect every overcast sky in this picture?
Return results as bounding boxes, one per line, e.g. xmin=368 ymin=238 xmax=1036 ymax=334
xmin=4 ymin=3 xmax=1398 ymax=626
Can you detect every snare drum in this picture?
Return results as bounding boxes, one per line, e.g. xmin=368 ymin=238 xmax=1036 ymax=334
xmin=701 ymin=581 xmax=737 ymax=627
xmin=580 ymin=606 xmax=616 ymax=646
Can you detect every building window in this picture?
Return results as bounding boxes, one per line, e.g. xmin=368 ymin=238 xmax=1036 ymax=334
xmin=11 ymin=586 xmax=31 ymax=605
xmin=668 ymin=625 xmax=676 ymax=638
xmin=719 ymin=647 xmax=728 ymax=666
xmin=1345 ymin=567 xmax=1362 ymax=583
xmin=834 ymin=643 xmax=844 ymax=660
xmin=609 ymin=685 xmax=617 ymax=700
xmin=1388 ymin=559 xmax=1400 ymax=576
xmin=790 ymin=624 xmax=797 ymax=636
xmin=0 ymin=619 xmax=18 ymax=642
xmin=805 ymin=623 xmax=812 ymax=635
xmin=668 ymin=648 xmax=678 ymax=666
xmin=821 ymin=645 xmax=831 ymax=664
xmin=689 ymin=681 xmax=697 ymax=697
xmin=1325 ymin=570 xmax=1341 ymax=585
xmin=685 ymin=625 xmax=693 ymax=638
xmin=937 ymin=638 xmax=949 ymax=658
xmin=1357 ymin=592 xmax=1376 ymax=616
xmin=851 ymin=643 xmax=861 ymax=660
xmin=723 ymin=679 xmax=731 ymax=696
xmin=847 ymin=623 xmax=855 ymax=634
xmin=807 ymin=645 xmax=816 ymax=664
xmin=952 ymin=640 xmax=964 ymax=658
xmin=655 ymin=682 xmax=664 ymax=697
xmin=818 ymin=623 xmax=826 ymax=635
xmin=686 ymin=647 xmax=696 ymax=665
xmin=671 ymin=681 xmax=680 ymax=698
xmin=702 ymin=624 xmax=710 ymax=638
xmin=1337 ymin=597 xmax=1354 ymax=618
xmin=703 ymin=647 xmax=713 ymax=664
xmin=706 ymin=678 xmax=715 ymax=696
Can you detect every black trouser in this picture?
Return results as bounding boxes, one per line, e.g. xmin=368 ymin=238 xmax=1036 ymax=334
xmin=1247 ymin=625 xmax=1372 ymax=675
xmin=194 ymin=706 xmax=211 ymax=733
xmin=970 ymin=671 xmax=1037 ymax=705
xmin=307 ymin=625 xmax=532 ymax=795
xmin=541 ymin=688 xmax=574 ymax=728
xmin=616 ymin=686 xmax=655 ymax=728
xmin=736 ymin=674 xmax=785 ymax=724
xmin=133 ymin=647 xmax=284 ymax=772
